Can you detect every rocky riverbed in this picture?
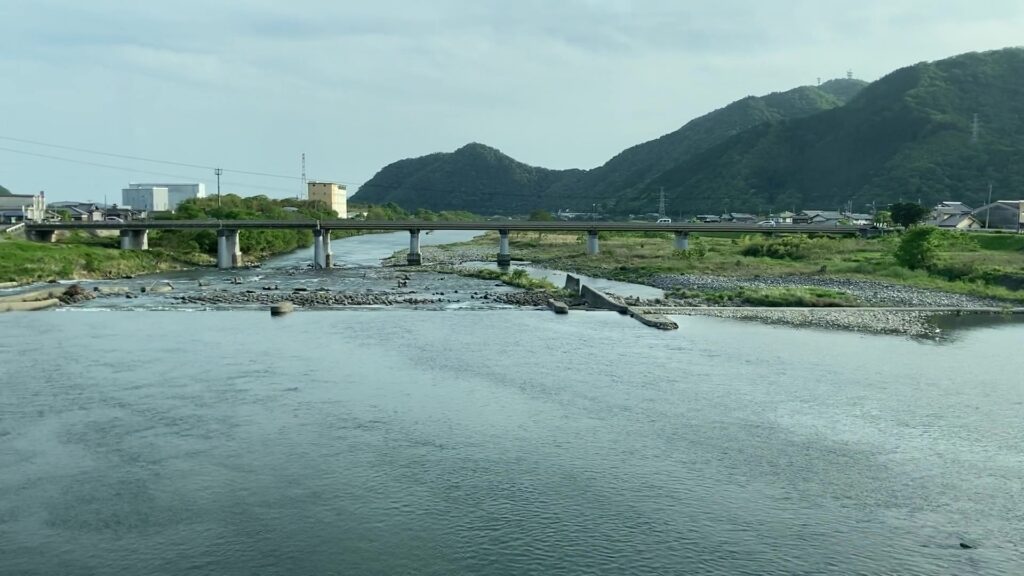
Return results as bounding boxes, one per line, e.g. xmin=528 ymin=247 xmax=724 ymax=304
xmin=648 ymin=274 xmax=1004 ymax=308
xmin=638 ymin=306 xmax=952 ymax=337
xmin=170 ymin=289 xmax=443 ymax=307
xmin=383 ymin=245 xmax=497 ymax=267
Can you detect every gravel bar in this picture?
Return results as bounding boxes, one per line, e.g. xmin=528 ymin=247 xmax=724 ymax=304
xmin=649 ymin=274 xmax=1006 ymax=308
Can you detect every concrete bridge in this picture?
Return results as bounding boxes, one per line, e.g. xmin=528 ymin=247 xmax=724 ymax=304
xmin=24 ymin=220 xmax=873 ymax=269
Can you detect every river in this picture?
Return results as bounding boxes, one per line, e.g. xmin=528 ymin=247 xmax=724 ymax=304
xmin=1 ymin=231 xmax=1022 ymax=575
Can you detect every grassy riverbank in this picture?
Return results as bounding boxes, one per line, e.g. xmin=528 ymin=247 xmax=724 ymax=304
xmin=442 ymin=230 xmax=1024 ymax=303
xmin=0 ymin=237 xmax=196 ymax=283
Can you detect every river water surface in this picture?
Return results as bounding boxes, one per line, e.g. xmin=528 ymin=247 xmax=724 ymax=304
xmin=1 ymin=232 xmax=1023 ymax=575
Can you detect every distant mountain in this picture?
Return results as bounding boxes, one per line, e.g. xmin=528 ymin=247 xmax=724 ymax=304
xmin=546 ymin=78 xmax=868 ymax=210
xmin=629 ymin=47 xmax=1024 ymax=215
xmin=0 ymin=184 xmax=10 ymax=196
xmin=354 ymin=143 xmax=580 ymax=214
xmin=356 ymin=47 xmax=1024 ymax=216
xmin=354 ymin=80 xmax=865 ymax=213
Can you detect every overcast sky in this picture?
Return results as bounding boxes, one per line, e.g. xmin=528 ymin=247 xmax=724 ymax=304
xmin=1 ymin=0 xmax=1022 ymax=202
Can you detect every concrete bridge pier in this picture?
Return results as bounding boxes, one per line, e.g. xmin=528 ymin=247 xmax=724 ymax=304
xmin=586 ymin=231 xmax=600 ymax=255
xmin=313 ymin=229 xmax=325 ymax=269
xmin=674 ymin=231 xmax=689 ymax=251
xmin=322 ymin=230 xmax=333 ymax=268
xmin=119 ymin=229 xmax=148 ymax=250
xmin=497 ymin=229 xmax=511 ymax=267
xmin=217 ymin=229 xmax=242 ymax=269
xmin=407 ymin=229 xmax=422 ymax=265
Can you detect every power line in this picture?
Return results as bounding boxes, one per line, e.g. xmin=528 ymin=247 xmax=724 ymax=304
xmin=0 ymin=135 xmax=214 ymax=170
xmin=0 ymin=145 xmax=301 ymax=195
xmin=0 ymin=134 xmax=359 ymax=184
xmin=1 ymin=136 xmax=602 ymax=204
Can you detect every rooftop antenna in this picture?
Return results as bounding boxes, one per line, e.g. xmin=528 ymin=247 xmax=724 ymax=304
xmin=301 ymin=153 xmax=306 ymax=199
xmin=971 ymin=113 xmax=979 ymax=144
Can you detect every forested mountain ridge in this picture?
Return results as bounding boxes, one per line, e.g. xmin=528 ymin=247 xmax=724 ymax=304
xmin=546 ymin=78 xmax=868 ymax=209
xmin=355 ymin=48 xmax=1024 ymax=216
xmin=627 ymin=47 xmax=1024 ymax=215
xmin=354 ymin=80 xmax=866 ymax=213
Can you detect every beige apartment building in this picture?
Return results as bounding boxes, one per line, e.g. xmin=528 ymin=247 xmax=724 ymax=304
xmin=307 ymin=181 xmax=347 ymax=218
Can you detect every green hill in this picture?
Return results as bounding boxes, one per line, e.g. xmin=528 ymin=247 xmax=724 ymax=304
xmin=0 ymin=184 xmax=11 ymax=195
xmin=355 ymin=47 xmax=1024 ymax=216
xmin=355 ymin=143 xmax=580 ymax=214
xmin=628 ymin=48 xmax=1024 ymax=215
xmin=547 ymin=79 xmax=867 ymax=210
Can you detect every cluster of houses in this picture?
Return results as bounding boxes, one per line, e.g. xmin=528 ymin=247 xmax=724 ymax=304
xmin=694 ymin=210 xmax=875 ymax=225
xmin=1 ymin=182 xmax=210 ymax=225
xmin=0 ymin=193 xmax=148 ymax=224
xmin=2 ymin=181 xmax=349 ymax=225
xmin=692 ymin=201 xmax=1023 ymax=231
xmin=927 ymin=200 xmax=1024 ymax=231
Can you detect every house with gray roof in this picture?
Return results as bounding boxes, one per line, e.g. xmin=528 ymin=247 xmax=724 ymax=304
xmin=972 ymin=201 xmax=1023 ymax=230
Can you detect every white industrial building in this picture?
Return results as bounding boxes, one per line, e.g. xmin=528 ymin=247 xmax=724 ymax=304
xmin=122 ymin=182 xmax=205 ymax=212
xmin=122 ymin=185 xmax=170 ymax=212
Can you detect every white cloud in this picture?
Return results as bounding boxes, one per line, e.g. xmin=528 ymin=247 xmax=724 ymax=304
xmin=0 ymin=0 xmax=1022 ymax=200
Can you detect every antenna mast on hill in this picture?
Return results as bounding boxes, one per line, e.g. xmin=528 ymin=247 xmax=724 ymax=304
xmin=847 ymin=69 xmax=853 ymax=80
xmin=300 ymin=153 xmax=307 ymax=199
xmin=658 ymin=187 xmax=666 ymax=218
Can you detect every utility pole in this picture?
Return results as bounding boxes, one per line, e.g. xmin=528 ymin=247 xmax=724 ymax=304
xmin=971 ymin=114 xmax=979 ymax=144
xmin=214 ymin=168 xmax=223 ymax=207
xmin=301 ymin=153 xmax=307 ymax=200
xmin=985 ymin=182 xmax=993 ymax=229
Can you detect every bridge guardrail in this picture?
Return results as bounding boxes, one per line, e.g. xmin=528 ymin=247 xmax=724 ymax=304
xmin=23 ymin=219 xmax=870 ymax=235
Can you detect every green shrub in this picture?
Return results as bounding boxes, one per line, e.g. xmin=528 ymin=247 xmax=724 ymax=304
xmin=895 ymin=227 xmax=939 ymax=270
xmin=740 ymin=235 xmax=816 ymax=260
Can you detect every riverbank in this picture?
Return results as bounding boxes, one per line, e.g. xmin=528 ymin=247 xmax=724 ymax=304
xmin=393 ymin=234 xmax=1024 ymax=336
xmin=409 ymin=232 xmax=1023 ymax=304
xmin=0 ymin=238 xmax=200 ymax=284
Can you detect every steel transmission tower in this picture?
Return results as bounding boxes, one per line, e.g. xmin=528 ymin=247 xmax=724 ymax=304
xmin=214 ymin=167 xmax=222 ymax=207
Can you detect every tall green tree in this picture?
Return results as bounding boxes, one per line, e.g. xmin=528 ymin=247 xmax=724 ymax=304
xmin=890 ymin=203 xmax=931 ymax=228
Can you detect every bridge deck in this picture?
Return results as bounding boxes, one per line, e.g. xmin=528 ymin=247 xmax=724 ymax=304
xmin=25 ymin=220 xmax=869 ymax=234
